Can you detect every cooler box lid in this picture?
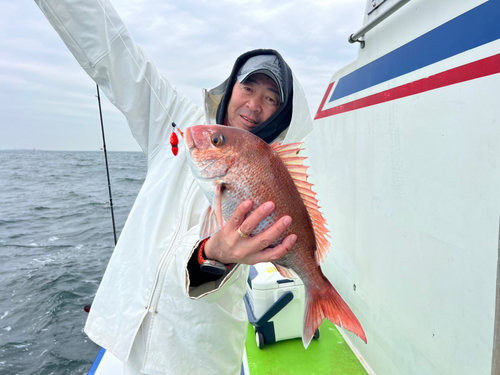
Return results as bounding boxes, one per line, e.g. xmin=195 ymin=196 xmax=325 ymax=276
xmin=249 ymin=262 xmax=304 ymax=290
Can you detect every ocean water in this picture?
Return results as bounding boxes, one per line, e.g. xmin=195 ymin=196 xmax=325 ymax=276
xmin=0 ymin=150 xmax=147 ymax=374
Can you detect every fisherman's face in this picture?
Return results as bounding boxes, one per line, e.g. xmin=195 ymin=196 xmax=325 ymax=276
xmin=226 ymin=73 xmax=280 ymax=132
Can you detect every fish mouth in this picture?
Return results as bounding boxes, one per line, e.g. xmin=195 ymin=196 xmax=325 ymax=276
xmin=184 ymin=126 xmax=229 ymax=180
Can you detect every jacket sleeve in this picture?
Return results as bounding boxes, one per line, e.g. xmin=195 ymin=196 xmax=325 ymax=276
xmin=175 ymin=225 xmax=249 ymax=305
xmin=35 ymin=0 xmax=205 ymax=156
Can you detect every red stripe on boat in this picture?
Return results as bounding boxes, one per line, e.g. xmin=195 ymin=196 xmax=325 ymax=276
xmin=315 ymin=53 xmax=500 ymax=120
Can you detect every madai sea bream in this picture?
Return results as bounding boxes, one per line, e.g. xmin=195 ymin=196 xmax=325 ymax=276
xmin=186 ymin=124 xmax=366 ymax=347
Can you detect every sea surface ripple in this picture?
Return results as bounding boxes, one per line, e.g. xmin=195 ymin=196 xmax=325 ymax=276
xmin=0 ymin=150 xmax=147 ymax=374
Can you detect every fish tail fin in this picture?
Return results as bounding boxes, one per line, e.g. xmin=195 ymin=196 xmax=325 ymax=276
xmin=303 ymin=277 xmax=367 ymax=349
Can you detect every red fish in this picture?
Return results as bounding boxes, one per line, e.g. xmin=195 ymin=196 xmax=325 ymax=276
xmin=186 ymin=125 xmax=366 ymax=347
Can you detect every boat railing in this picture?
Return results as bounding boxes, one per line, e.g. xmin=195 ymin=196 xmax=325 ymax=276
xmin=349 ymin=0 xmax=411 ymax=48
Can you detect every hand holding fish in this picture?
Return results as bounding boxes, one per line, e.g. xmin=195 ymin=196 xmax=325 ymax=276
xmin=203 ymin=200 xmax=297 ymax=265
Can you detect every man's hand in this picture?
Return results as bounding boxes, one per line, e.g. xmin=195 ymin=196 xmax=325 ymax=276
xmin=203 ymin=200 xmax=296 ymax=265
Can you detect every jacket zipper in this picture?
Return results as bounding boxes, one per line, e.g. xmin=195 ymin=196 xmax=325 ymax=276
xmin=146 ymin=179 xmax=196 ymax=312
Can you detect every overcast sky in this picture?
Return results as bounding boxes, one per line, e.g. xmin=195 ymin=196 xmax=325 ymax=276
xmin=1 ymin=0 xmax=366 ymax=151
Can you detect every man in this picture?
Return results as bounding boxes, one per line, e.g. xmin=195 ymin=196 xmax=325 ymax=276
xmin=35 ymin=1 xmax=313 ymax=374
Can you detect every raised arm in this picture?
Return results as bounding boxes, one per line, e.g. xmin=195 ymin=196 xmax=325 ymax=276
xmin=35 ymin=0 xmax=204 ymax=156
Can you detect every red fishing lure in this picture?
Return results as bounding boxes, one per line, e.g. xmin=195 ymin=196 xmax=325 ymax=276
xmin=170 ymin=122 xmax=184 ymax=156
xmin=170 ymin=132 xmax=179 ymax=156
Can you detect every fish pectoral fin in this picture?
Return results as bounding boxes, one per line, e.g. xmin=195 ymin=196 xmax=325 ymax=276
xmin=200 ymin=206 xmax=221 ymax=239
xmin=201 ymin=183 xmax=226 ymax=239
xmin=272 ymin=263 xmax=295 ymax=279
xmin=213 ymin=182 xmax=225 ymax=232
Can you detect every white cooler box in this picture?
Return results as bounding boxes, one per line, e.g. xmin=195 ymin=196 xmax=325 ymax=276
xmin=244 ymin=262 xmax=320 ymax=349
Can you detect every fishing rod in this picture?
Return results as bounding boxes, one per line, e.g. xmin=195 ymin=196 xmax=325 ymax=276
xmin=84 ymin=85 xmax=118 ymax=315
xmin=96 ymin=84 xmax=118 ymax=246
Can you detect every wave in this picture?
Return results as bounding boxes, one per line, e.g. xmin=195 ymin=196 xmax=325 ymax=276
xmin=118 ymin=177 xmax=144 ymax=183
xmin=33 ymin=206 xmax=51 ymax=211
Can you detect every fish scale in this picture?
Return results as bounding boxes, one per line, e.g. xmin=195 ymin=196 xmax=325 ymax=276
xmin=186 ymin=124 xmax=366 ymax=348
xmin=221 ymin=155 xmax=307 ymax=248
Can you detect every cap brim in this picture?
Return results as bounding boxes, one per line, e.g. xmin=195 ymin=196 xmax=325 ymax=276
xmin=237 ymin=70 xmax=284 ymax=103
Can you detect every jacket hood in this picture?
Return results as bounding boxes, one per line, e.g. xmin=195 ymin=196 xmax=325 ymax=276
xmin=203 ymin=49 xmax=313 ymax=144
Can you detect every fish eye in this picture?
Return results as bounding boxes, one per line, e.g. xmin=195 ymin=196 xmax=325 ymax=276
xmin=211 ymin=134 xmax=224 ymax=147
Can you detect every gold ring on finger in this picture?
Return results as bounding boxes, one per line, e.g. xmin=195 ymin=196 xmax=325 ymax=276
xmin=237 ymin=227 xmax=249 ymax=238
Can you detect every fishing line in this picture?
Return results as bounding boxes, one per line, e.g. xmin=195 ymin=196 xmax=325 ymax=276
xmin=96 ymin=0 xmax=185 ymax=157
xmin=91 ymin=1 xmax=185 ymax=249
xmin=94 ymin=0 xmax=175 ymax=245
xmin=96 ymin=84 xmax=118 ymax=246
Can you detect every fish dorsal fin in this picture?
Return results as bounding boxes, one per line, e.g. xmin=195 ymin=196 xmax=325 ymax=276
xmin=271 ymin=142 xmax=331 ymax=265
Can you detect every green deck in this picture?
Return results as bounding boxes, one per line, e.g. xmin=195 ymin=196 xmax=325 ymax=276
xmin=245 ymin=321 xmax=368 ymax=375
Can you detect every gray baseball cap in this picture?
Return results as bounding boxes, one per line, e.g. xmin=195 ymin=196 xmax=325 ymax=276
xmin=236 ymin=55 xmax=284 ymax=102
